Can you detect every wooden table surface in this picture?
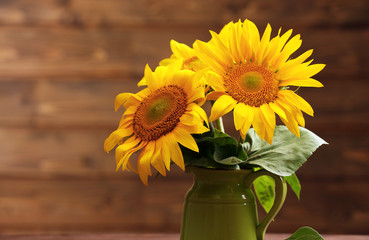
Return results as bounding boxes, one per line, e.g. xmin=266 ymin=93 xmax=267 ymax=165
xmin=0 ymin=233 xmax=368 ymax=240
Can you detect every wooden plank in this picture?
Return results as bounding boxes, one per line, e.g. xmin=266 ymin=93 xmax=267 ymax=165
xmin=0 ymin=27 xmax=205 ymax=79
xmin=0 ymin=128 xmax=367 ymax=180
xmin=0 ymin=234 xmax=181 ymax=240
xmin=0 ymin=78 xmax=368 ymax=129
xmin=0 ymin=178 xmax=368 ymax=234
xmin=0 ymin=128 xmax=190 ymax=180
xmin=0 ymin=176 xmax=192 ymax=233
xmin=0 ymin=234 xmax=368 ymax=240
xmin=271 ymin=180 xmax=369 ymax=234
xmin=31 ymin=79 xmax=138 ymax=129
xmin=0 ymin=128 xmax=116 ymax=179
xmin=0 ymin=81 xmax=34 ymax=127
xmin=0 ymin=28 xmax=367 ymax=79
xmin=0 ymin=0 xmax=367 ymax=29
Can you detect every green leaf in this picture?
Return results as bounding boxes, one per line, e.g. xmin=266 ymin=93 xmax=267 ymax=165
xmin=183 ymin=127 xmax=244 ymax=169
xmin=237 ymin=146 xmax=248 ymax=161
xmin=213 ymin=128 xmax=229 ymax=138
xmin=215 ymin=156 xmax=244 ymax=165
xmin=244 ymin=126 xmax=327 ymax=176
xmin=181 ymin=146 xmax=221 ymax=169
xmin=285 ymin=226 xmax=324 ymax=240
xmin=212 ymin=136 xmax=239 ymax=161
xmin=284 ymin=173 xmax=301 ymax=199
xmin=253 ymin=175 xmax=275 ymax=213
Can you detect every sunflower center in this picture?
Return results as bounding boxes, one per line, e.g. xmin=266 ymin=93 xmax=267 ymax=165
xmin=145 ymin=95 xmax=173 ymax=125
xmin=224 ymin=63 xmax=279 ymax=107
xmin=240 ymin=71 xmax=264 ymax=92
xmin=133 ymin=85 xmax=187 ymax=141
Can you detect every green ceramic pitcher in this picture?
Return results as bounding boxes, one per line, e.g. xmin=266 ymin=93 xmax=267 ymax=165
xmin=180 ymin=166 xmax=287 ymax=240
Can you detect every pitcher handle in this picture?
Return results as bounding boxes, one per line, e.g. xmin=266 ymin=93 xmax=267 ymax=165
xmin=244 ymin=170 xmax=287 ymax=240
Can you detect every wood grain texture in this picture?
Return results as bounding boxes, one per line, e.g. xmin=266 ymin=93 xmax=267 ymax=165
xmin=1 ymin=177 xmax=368 ymax=234
xmin=1 ymin=78 xmax=368 ymax=129
xmin=0 ymin=0 xmax=368 ymax=235
xmin=0 ymin=0 xmax=368 ymax=29
xmin=0 ymin=129 xmax=367 ymax=180
xmin=0 ymin=28 xmax=367 ymax=79
xmin=0 ymin=234 xmax=368 ymax=240
xmin=1 ymin=177 xmax=367 ymax=235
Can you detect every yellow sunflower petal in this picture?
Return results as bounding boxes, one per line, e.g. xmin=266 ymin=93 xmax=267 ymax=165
xmin=279 ymin=49 xmax=313 ymax=73
xmin=259 ymin=106 xmax=275 ymax=144
xmin=115 ymin=93 xmax=135 ymax=112
xmin=195 ymin=40 xmax=227 ymax=74
xmin=126 ymin=160 xmax=137 ymax=173
xmin=209 ymin=95 xmax=237 ymax=122
xmin=159 ymin=56 xmax=176 ymax=66
xmin=233 ymin=103 xmax=246 ymax=130
xmin=205 ymin=71 xmax=226 ymax=92
xmin=166 ymin=133 xmax=185 ymax=171
xmin=170 ymin=40 xmax=194 ymax=60
xmin=279 ymin=90 xmax=314 ymax=116
xmin=137 ymin=143 xmax=154 ymax=185
xmin=209 ymin=31 xmax=234 ymax=64
xmin=187 ymin=103 xmax=209 ymax=126
xmin=281 ymin=34 xmax=302 ymax=59
xmin=257 ymin=24 xmax=272 ymax=62
xmin=279 ymin=78 xmax=324 ymax=88
xmin=302 ymin=64 xmax=326 ymax=78
xmin=137 ymin=77 xmax=146 ymax=87
xmin=187 ymin=87 xmax=205 ymax=104
xmin=151 ymin=140 xmax=167 ymax=176
xmin=206 ymin=91 xmax=226 ymax=101
xmin=172 ymin=127 xmax=199 ymax=152
xmin=229 ymin=20 xmax=243 ymax=62
xmin=260 ymin=103 xmax=276 ymax=129
xmin=277 ymin=29 xmax=293 ymax=52
xmin=239 ymin=105 xmax=255 ymax=139
xmin=118 ymin=115 xmax=133 ymax=129
xmin=115 ymin=136 xmax=140 ymax=164
xmin=104 ymin=128 xmax=133 ymax=153
xmin=263 ymin=125 xmax=273 ymax=145
xmin=137 ymin=163 xmax=149 ymax=186
xmin=275 ymin=101 xmax=300 ymax=137
xmin=119 ymin=146 xmax=142 ymax=172
xmin=251 ymin=108 xmax=266 ymax=141
xmin=179 ymin=121 xmax=210 ymax=135
xmin=145 ymin=64 xmax=162 ymax=91
xmin=160 ymin=137 xmax=171 ymax=171
xmin=243 ymin=19 xmax=260 ymax=54
xmin=116 ymin=141 xmax=145 ymax=172
xmin=295 ymin=108 xmax=305 ymax=127
xmin=281 ymin=113 xmax=300 ymax=138
xmin=269 ymin=101 xmax=287 ymax=121
xmin=179 ymin=113 xmax=197 ymax=126
xmin=140 ymin=142 xmax=155 ymax=174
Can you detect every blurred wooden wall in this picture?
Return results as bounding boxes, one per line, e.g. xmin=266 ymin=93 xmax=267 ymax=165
xmin=0 ymin=0 xmax=368 ymax=235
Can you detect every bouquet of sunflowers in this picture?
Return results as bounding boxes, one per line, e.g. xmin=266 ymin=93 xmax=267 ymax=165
xmin=104 ymin=19 xmax=327 ymax=224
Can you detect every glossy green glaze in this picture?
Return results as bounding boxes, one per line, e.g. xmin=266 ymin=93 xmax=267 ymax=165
xmin=180 ymin=167 xmax=287 ymax=240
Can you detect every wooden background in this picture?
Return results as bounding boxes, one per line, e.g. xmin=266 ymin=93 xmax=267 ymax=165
xmin=0 ymin=0 xmax=368 ymax=235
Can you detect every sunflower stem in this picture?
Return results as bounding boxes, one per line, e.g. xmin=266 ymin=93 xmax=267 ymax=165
xmin=214 ymin=117 xmax=225 ymax=133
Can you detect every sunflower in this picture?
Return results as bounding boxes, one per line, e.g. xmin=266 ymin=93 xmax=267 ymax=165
xmin=195 ymin=19 xmax=325 ymax=144
xmin=160 ymin=40 xmax=205 ymax=71
xmin=138 ymin=40 xmax=205 ymax=87
xmin=104 ymin=64 xmax=209 ymax=185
